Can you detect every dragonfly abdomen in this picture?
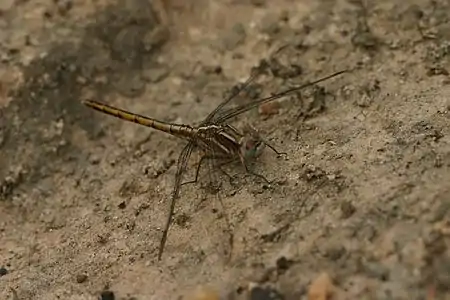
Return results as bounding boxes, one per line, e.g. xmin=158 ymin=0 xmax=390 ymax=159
xmin=82 ymin=99 xmax=196 ymax=139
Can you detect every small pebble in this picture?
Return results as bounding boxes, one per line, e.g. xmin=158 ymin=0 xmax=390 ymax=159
xmin=89 ymin=154 xmax=100 ymax=165
xmin=0 ymin=267 xmax=8 ymax=276
xmin=259 ymin=101 xmax=280 ymax=116
xmin=308 ymin=272 xmax=335 ymax=300
xmin=276 ymin=256 xmax=294 ymax=272
xmin=76 ymin=273 xmax=88 ymax=283
xmin=249 ymin=284 xmax=284 ymax=300
xmin=56 ymin=0 xmax=73 ymax=15
xmin=340 ymin=200 xmax=356 ymax=219
xmin=100 ymin=290 xmax=115 ymax=300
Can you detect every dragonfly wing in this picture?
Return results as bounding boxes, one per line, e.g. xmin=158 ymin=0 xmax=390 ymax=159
xmin=158 ymin=141 xmax=195 ymax=260
xmin=213 ymin=70 xmax=348 ymax=124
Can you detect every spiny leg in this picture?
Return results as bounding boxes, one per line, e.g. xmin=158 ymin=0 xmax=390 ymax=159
xmin=216 ymin=158 xmax=241 ymax=186
xmin=241 ymin=158 xmax=270 ymax=184
xmin=242 ymin=139 xmax=287 ymax=183
xmin=218 ymin=162 xmax=235 ymax=184
xmin=181 ymin=155 xmax=236 ymax=187
xmin=241 ymin=122 xmax=287 ymax=157
xmin=181 ymin=154 xmax=210 ymax=187
xmin=265 ymin=141 xmax=287 ymax=157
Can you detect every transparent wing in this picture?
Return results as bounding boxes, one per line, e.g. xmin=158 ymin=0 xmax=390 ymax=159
xmin=213 ymin=69 xmax=348 ymax=124
xmin=202 ymin=44 xmax=290 ymax=125
xmin=202 ymin=43 xmax=347 ymax=126
xmin=157 ymin=140 xmax=195 ymax=260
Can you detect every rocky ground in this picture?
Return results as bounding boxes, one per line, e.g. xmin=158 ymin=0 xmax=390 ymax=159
xmin=1 ymin=0 xmax=450 ymax=299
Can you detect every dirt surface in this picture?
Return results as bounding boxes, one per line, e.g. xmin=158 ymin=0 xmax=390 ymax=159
xmin=1 ymin=0 xmax=450 ymax=299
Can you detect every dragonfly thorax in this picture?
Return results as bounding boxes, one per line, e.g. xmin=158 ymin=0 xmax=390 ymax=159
xmin=196 ymin=125 xmax=242 ymax=157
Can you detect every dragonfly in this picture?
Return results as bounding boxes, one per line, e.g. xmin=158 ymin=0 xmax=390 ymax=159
xmin=83 ymin=50 xmax=347 ymax=260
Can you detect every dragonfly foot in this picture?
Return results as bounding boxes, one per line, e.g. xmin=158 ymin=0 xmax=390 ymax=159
xmin=247 ymin=170 xmax=270 ymax=184
xmin=277 ymin=152 xmax=288 ymax=159
xmin=228 ymin=175 xmax=239 ymax=187
xmin=265 ymin=142 xmax=287 ymax=158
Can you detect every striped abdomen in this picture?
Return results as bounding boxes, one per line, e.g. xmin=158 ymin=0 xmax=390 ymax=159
xmin=83 ymin=99 xmax=196 ymax=139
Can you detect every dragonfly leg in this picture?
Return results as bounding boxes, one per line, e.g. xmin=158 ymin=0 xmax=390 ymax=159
xmin=218 ymin=165 xmax=233 ymax=181
xmin=265 ymin=141 xmax=287 ymax=157
xmin=181 ymin=155 xmax=235 ymax=186
xmin=241 ymin=160 xmax=270 ymax=184
xmin=248 ymin=169 xmax=270 ymax=184
xmin=206 ymin=159 xmax=236 ymax=190
xmin=216 ymin=159 xmax=238 ymax=185
xmin=181 ymin=154 xmax=211 ymax=186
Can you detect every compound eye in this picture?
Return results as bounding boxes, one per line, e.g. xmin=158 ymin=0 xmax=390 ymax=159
xmin=245 ymin=139 xmax=256 ymax=150
xmin=254 ymin=141 xmax=265 ymax=155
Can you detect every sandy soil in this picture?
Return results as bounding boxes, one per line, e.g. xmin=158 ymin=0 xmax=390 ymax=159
xmin=1 ymin=0 xmax=450 ymax=299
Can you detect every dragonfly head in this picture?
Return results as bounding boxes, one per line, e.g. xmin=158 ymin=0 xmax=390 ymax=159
xmin=239 ymin=124 xmax=266 ymax=162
